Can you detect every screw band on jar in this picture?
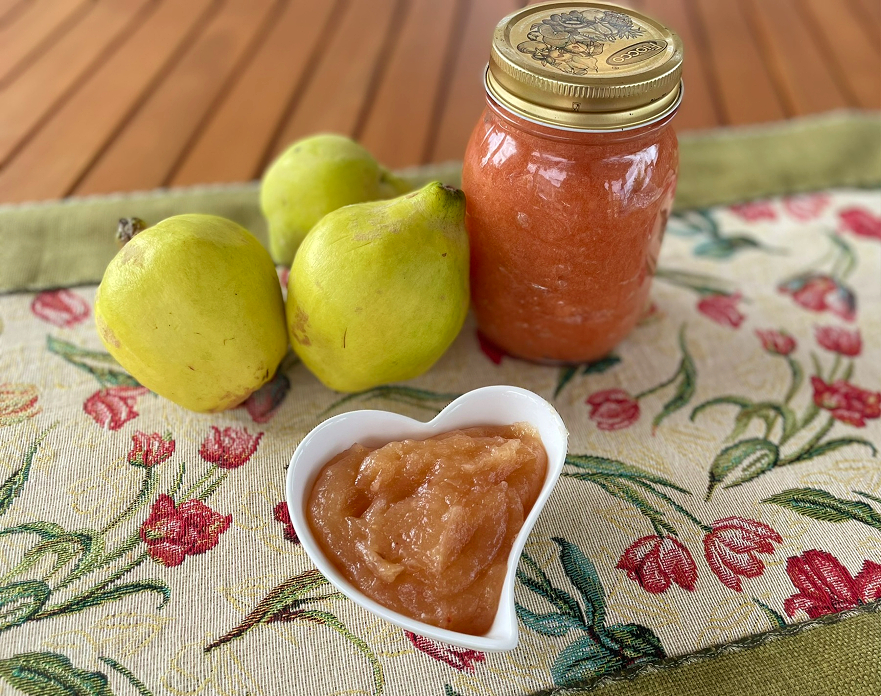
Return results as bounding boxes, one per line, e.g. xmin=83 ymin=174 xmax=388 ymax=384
xmin=485 ymin=66 xmax=683 ymax=132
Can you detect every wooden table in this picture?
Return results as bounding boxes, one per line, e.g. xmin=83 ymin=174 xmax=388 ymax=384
xmin=0 ymin=0 xmax=877 ymax=204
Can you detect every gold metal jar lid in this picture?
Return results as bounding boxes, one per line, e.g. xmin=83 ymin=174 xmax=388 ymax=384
xmin=488 ymin=1 xmax=684 ymax=130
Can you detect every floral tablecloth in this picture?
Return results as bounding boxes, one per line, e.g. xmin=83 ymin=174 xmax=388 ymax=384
xmin=0 ymin=188 xmax=880 ymax=696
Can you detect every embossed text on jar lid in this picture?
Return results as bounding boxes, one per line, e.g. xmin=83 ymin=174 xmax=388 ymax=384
xmin=488 ymin=1 xmax=684 ymax=130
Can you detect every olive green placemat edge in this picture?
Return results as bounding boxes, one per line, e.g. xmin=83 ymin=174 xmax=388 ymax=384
xmin=675 ymin=109 xmax=881 ymax=209
xmin=530 ymin=602 xmax=881 ymax=696
xmin=1 ymin=110 xmax=878 ymax=294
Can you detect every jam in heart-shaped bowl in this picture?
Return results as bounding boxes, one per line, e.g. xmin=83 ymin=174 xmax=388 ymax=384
xmin=286 ymin=385 xmax=568 ymax=651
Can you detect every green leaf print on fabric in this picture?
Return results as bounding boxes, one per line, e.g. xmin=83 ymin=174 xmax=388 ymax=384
xmin=667 ymin=209 xmax=774 ymax=259
xmin=206 ymin=568 xmax=384 ymax=695
xmin=648 ymin=325 xmax=696 ymax=431
xmin=583 ymin=326 xmax=698 ymax=434
xmin=0 ymin=580 xmax=51 ymax=631
xmin=554 ymin=355 xmax=621 ymax=399
xmin=517 ymin=538 xmax=665 ymax=687
xmin=552 ymin=637 xmax=626 ymax=687
xmin=763 ymin=488 xmax=881 ymax=531
xmin=695 ymin=325 xmax=879 ymax=497
xmin=0 ymin=426 xmax=56 ymax=517
xmin=0 ymin=652 xmax=113 ymax=696
xmin=0 ymin=525 xmax=105 ymax=589
xmin=205 ymin=568 xmax=332 ymax=648
xmin=564 ymin=456 xmax=689 ymax=492
xmin=99 ymin=656 xmax=154 ymax=696
xmin=47 ymin=336 xmax=140 ymax=388
xmin=692 ymin=398 xmax=799 ymax=444
xmin=518 ymin=552 xmax=586 ymax=624
xmin=654 ymin=267 xmax=737 ymax=296
xmin=706 ymin=439 xmax=780 ymax=499
xmin=563 ymin=454 xmax=702 ymax=537
xmin=555 ymin=367 xmax=580 ymax=400
xmin=559 ymin=461 xmax=791 ymax=604
xmin=0 ymin=427 xmax=247 ymax=637
xmin=753 ymin=599 xmax=787 ymax=629
xmin=323 ymin=386 xmax=461 ymax=415
xmin=783 ymin=437 xmax=877 ymax=464
xmin=603 ymin=622 xmax=666 ymax=659
xmin=37 ymin=579 xmax=172 ymax=619
xmin=0 ymin=519 xmax=168 ymax=626
xmin=515 ymin=606 xmax=586 ymax=637
xmin=556 ymin=538 xmax=607 ymax=629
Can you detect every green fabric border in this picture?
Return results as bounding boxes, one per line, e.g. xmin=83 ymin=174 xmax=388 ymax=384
xmin=674 ymin=110 xmax=881 ymax=209
xmin=532 ymin=602 xmax=881 ymax=696
xmin=1 ymin=110 xmax=878 ymax=293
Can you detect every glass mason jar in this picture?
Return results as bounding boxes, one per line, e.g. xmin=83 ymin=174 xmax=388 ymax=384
xmin=463 ymin=1 xmax=683 ymax=364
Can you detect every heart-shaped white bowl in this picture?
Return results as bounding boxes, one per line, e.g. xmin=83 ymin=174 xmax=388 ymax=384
xmin=286 ymin=385 xmax=568 ymax=652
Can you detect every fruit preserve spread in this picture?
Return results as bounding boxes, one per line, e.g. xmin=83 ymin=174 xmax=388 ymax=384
xmin=463 ymin=2 xmax=683 ymax=363
xmin=464 ymin=106 xmax=678 ymax=363
xmin=307 ymin=424 xmax=547 ymax=635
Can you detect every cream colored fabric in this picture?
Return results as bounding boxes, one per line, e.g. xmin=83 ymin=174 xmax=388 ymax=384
xmin=0 ymin=188 xmax=879 ymax=695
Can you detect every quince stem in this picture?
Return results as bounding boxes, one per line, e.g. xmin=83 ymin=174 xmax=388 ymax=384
xmin=116 ymin=217 xmax=148 ymax=246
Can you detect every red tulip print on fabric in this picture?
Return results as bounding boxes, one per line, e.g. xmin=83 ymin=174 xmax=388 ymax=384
xmin=127 ymin=431 xmax=175 ymax=468
xmin=273 ymin=501 xmax=300 ymax=544
xmin=477 ymin=331 xmax=506 ymax=365
xmin=783 ymin=193 xmax=830 ymax=221
xmin=277 ymin=266 xmax=290 ymax=289
xmin=277 ymin=266 xmax=290 ymax=302
xmin=703 ymin=517 xmax=782 ymax=592
xmin=784 ymin=550 xmax=881 ymax=619
xmin=31 ymin=289 xmax=90 ymax=328
xmin=729 ymin=201 xmax=776 ymax=222
xmin=857 ymin=561 xmax=881 ymax=603
xmin=0 ymin=383 xmax=41 ymax=426
xmin=83 ymin=386 xmax=149 ymax=430
xmin=755 ymin=329 xmax=796 ymax=356
xmin=839 ymin=207 xmax=881 ymax=241
xmin=242 ymin=372 xmax=290 ymax=423
xmin=586 ymin=389 xmax=641 ymax=431
xmin=778 ymin=274 xmax=856 ymax=322
xmin=811 ymin=377 xmax=881 ymax=427
xmin=697 ymin=293 xmax=744 ymax=328
xmin=574 ymin=324 xmax=694 ymax=433
xmin=814 ymin=326 xmax=861 ymax=357
xmin=199 ymin=426 xmax=263 ymax=469
xmin=406 ymin=631 xmax=486 ymax=673
xmin=140 ymin=494 xmax=231 ymax=567
xmin=638 ymin=301 xmax=663 ymax=326
xmin=617 ymin=535 xmax=697 ymax=594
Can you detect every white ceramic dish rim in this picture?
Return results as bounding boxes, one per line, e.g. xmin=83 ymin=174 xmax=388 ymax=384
xmin=286 ymin=385 xmax=569 ymax=652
